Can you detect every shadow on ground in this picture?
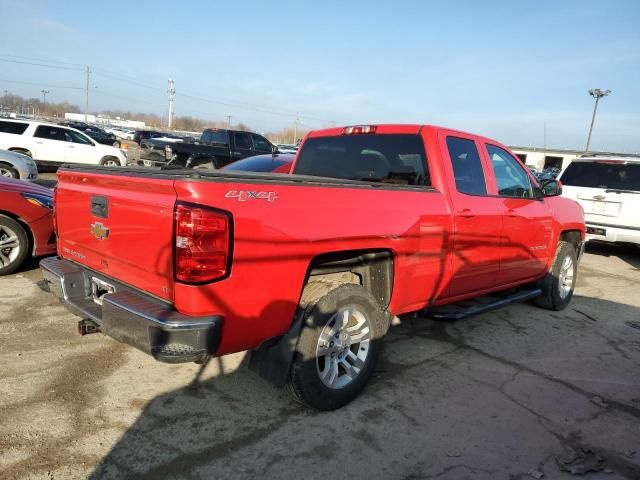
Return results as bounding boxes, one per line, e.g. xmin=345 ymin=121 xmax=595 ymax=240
xmin=86 ymin=294 xmax=640 ymax=480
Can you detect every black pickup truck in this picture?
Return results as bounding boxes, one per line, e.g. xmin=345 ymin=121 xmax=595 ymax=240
xmin=138 ymin=128 xmax=276 ymax=169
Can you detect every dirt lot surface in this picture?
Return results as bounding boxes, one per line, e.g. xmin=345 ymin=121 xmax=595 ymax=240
xmin=1 ymin=244 xmax=639 ymax=479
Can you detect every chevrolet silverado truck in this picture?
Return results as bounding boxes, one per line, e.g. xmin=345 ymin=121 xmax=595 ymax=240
xmin=40 ymin=124 xmax=585 ymax=410
xmin=138 ymin=127 xmax=275 ymax=169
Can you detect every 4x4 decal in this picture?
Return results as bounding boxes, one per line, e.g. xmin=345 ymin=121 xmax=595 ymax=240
xmin=225 ymin=190 xmax=279 ymax=202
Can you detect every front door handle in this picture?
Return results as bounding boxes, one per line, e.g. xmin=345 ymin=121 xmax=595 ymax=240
xmin=506 ymin=209 xmax=519 ymax=217
xmin=455 ymin=209 xmax=475 ymax=218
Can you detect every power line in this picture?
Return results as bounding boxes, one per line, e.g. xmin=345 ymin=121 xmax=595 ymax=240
xmin=0 ymin=57 xmax=83 ymax=71
xmin=0 ymin=53 xmax=86 ymax=68
xmin=0 ymin=78 xmax=83 ymax=90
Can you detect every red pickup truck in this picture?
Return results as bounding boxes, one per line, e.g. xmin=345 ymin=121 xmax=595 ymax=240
xmin=41 ymin=124 xmax=585 ymax=410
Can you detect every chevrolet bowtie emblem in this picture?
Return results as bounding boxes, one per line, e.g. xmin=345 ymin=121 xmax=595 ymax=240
xmin=90 ymin=222 xmax=109 ymax=240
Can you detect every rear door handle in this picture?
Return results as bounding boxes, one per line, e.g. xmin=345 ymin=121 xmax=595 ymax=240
xmin=455 ymin=209 xmax=475 ymax=218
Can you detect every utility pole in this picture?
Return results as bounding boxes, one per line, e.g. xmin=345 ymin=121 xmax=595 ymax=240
xmin=226 ymin=115 xmax=232 ymax=127
xmin=585 ymin=88 xmax=611 ymax=153
xmin=84 ymin=66 xmax=90 ymax=122
xmin=167 ymin=78 xmax=175 ymax=130
xmin=543 ymin=121 xmax=547 ymax=150
xmin=41 ymin=89 xmax=50 ymax=104
xmin=293 ymin=114 xmax=301 ymax=145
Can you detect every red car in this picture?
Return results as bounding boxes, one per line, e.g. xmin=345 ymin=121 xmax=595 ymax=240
xmin=0 ymin=177 xmax=55 ymax=275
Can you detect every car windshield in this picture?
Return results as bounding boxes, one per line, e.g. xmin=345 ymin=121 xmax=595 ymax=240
xmin=295 ymin=134 xmax=430 ymax=186
xmin=561 ymin=160 xmax=640 ymax=191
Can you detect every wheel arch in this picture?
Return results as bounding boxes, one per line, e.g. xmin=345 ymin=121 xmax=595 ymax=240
xmin=304 ymin=249 xmax=394 ymax=310
xmin=8 ymin=147 xmax=32 ymax=157
xmin=559 ymin=230 xmax=582 ymax=252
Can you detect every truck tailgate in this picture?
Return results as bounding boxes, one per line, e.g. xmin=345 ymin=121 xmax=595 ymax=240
xmin=55 ymin=170 xmax=177 ymax=301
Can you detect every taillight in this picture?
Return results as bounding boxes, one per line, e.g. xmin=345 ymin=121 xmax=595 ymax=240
xmin=343 ymin=125 xmax=377 ymax=135
xmin=174 ymin=203 xmax=231 ymax=283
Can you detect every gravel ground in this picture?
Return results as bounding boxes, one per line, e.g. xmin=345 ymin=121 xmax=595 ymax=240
xmin=0 ymin=243 xmax=639 ymax=479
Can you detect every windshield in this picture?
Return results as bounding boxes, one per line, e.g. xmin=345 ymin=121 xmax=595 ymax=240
xmin=295 ymin=134 xmax=430 ymax=186
xmin=561 ymin=161 xmax=640 ymax=191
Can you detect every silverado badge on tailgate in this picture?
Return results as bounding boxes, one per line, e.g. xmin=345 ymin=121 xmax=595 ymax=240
xmin=90 ymin=222 xmax=110 ymax=240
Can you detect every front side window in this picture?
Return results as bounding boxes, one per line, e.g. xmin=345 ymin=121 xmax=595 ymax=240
xmin=486 ymin=144 xmax=533 ymax=198
xmin=233 ymin=132 xmax=251 ymax=149
xmin=294 ymin=134 xmax=430 ymax=186
xmin=34 ymin=126 xmax=65 ymax=142
xmin=446 ymin=136 xmax=487 ymax=195
xmin=64 ymin=129 xmax=93 ymax=145
xmin=251 ymin=134 xmax=272 ymax=152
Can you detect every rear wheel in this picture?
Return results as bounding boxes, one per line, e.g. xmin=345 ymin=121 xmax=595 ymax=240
xmin=0 ymin=215 xmax=29 ymax=275
xmin=534 ymin=241 xmax=577 ymax=310
xmin=287 ymin=282 xmax=387 ymax=410
xmin=99 ymin=156 xmax=121 ymax=167
xmin=0 ymin=162 xmax=19 ymax=179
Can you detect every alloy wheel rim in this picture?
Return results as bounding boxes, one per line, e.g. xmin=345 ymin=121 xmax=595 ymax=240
xmin=558 ymin=255 xmax=574 ymax=299
xmin=0 ymin=225 xmax=21 ymax=268
xmin=0 ymin=167 xmax=15 ymax=178
xmin=315 ymin=305 xmax=371 ymax=389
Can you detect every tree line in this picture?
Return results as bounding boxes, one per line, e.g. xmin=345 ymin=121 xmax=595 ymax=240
xmin=0 ymin=92 xmax=309 ymax=142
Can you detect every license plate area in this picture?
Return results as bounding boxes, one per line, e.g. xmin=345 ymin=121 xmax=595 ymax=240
xmin=91 ymin=277 xmax=116 ymax=305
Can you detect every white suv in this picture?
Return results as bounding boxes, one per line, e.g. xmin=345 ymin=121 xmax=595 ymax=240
xmin=559 ymin=155 xmax=640 ymax=245
xmin=0 ymin=119 xmax=127 ymax=167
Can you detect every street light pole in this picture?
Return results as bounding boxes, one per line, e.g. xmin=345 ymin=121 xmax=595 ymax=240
xmin=585 ymin=88 xmax=611 ymax=153
xmin=41 ymin=89 xmax=50 ymax=104
xmin=226 ymin=115 xmax=232 ymax=127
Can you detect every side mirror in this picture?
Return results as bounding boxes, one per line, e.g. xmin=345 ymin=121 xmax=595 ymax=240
xmin=272 ymin=144 xmax=279 ymax=154
xmin=541 ymin=179 xmax=562 ymax=197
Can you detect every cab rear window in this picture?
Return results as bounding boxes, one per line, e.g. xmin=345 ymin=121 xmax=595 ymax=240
xmin=294 ymin=134 xmax=430 ymax=186
xmin=561 ymin=161 xmax=640 ymax=191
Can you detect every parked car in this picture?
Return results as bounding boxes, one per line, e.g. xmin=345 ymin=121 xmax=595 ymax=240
xmin=138 ymin=128 xmax=275 ymax=169
xmin=222 ymin=153 xmax=294 ymax=173
xmin=0 ymin=177 xmax=55 ymax=275
xmin=0 ymin=119 xmax=127 ymax=167
xmin=83 ymin=126 xmax=119 ymax=147
xmin=276 ymin=144 xmax=299 ymax=154
xmin=559 ymin=155 xmax=640 ymax=245
xmin=0 ymin=149 xmax=38 ymax=180
xmin=117 ymin=130 xmax=135 ymax=141
xmin=41 ymin=123 xmax=585 ymax=410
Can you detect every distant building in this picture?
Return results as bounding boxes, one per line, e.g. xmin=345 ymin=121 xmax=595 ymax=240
xmin=64 ymin=112 xmax=145 ymax=129
xmin=508 ymin=146 xmax=639 ymax=171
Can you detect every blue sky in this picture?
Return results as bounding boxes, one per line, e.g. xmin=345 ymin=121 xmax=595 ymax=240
xmin=0 ymin=0 xmax=638 ymax=151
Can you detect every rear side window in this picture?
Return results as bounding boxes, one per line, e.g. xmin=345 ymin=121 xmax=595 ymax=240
xmin=0 ymin=121 xmax=28 ymax=135
xmin=34 ymin=126 xmax=65 ymax=142
xmin=294 ymin=134 xmax=430 ymax=186
xmin=561 ymin=161 xmax=640 ymax=191
xmin=446 ymin=137 xmax=487 ymax=195
xmin=233 ymin=132 xmax=252 ymax=149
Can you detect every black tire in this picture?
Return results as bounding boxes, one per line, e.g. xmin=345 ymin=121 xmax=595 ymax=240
xmin=0 ymin=162 xmax=20 ymax=179
xmin=0 ymin=215 xmax=30 ymax=276
xmin=99 ymin=156 xmax=121 ymax=167
xmin=287 ymin=281 xmax=387 ymax=410
xmin=534 ymin=241 xmax=577 ymax=310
